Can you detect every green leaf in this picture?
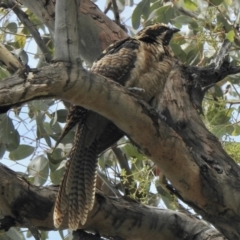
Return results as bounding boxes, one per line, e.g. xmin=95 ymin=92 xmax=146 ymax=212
xmin=6 ymin=228 xmax=24 ymax=240
xmin=50 ymin=161 xmax=66 ymax=184
xmin=0 ymin=66 xmax=11 ymax=80
xmin=211 ymin=125 xmax=233 ymax=138
xmin=132 ymin=0 xmax=150 ymax=29
xmin=9 ymin=144 xmax=34 ymax=160
xmin=28 ymin=155 xmax=49 ymax=186
xmin=99 ymin=149 xmax=116 ymax=168
xmin=6 ymin=22 xmax=17 ymax=33
xmin=15 ymin=34 xmax=26 ymax=48
xmin=0 ymin=115 xmax=20 ymax=151
xmin=123 ymin=143 xmax=144 ymax=161
xmin=50 ymin=118 xmax=62 ymax=133
xmin=26 ymin=230 xmax=33 ymax=238
xmin=44 ymin=135 xmax=52 ymax=148
xmin=125 ymin=0 xmax=134 ymax=6
xmin=5 ymin=130 xmax=20 ymax=151
xmin=0 ymin=144 xmax=6 ymax=159
xmin=47 ymin=148 xmax=65 ymax=164
xmin=0 ymin=115 xmax=15 ymax=143
xmin=184 ymin=0 xmax=198 ymax=11
xmin=43 ymin=122 xmax=54 ymax=135
xmin=52 ymin=109 xmax=68 ymax=123
xmin=50 ymin=131 xmax=75 ymax=144
xmin=146 ymin=4 xmax=176 ymax=25
xmin=217 ymin=13 xmax=232 ymax=32
xmin=32 ymin=100 xmax=49 ymax=111
xmin=170 ymin=43 xmax=186 ymax=61
xmin=171 ymin=15 xmax=195 ymax=28
xmin=209 ymin=0 xmax=224 ymax=6
xmin=186 ymin=49 xmax=200 ymax=65
xmin=28 ymin=10 xmax=45 ymax=32
xmin=226 ymin=30 xmax=235 ymax=42
xmin=232 ymin=125 xmax=240 ymax=136
xmin=171 ymin=15 xmax=198 ymax=31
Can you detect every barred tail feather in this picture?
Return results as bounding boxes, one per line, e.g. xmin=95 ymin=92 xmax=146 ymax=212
xmin=53 ymin=160 xmax=71 ymax=228
xmin=54 ymin=121 xmax=99 ymax=229
xmin=84 ymin=141 xmax=98 ymax=211
xmin=54 ymin=106 xmax=88 ymax=148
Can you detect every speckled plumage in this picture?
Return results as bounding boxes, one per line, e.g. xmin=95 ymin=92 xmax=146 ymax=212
xmin=53 ymin=23 xmax=179 ymax=230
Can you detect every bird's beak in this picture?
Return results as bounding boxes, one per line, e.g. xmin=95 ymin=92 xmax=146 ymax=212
xmin=170 ymin=28 xmax=180 ymax=34
xmin=163 ymin=27 xmax=180 ymax=45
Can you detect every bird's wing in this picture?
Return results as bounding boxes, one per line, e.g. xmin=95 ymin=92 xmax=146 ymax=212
xmin=54 ymin=37 xmax=140 ymax=147
xmin=91 ymin=37 xmax=140 ymax=85
xmin=54 ymin=37 xmax=142 ymax=229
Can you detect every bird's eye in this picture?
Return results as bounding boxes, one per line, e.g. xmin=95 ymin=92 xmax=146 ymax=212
xmin=145 ymin=27 xmax=169 ymax=37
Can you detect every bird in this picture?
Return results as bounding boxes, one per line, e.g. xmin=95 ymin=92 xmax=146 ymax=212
xmin=53 ymin=23 xmax=179 ymax=230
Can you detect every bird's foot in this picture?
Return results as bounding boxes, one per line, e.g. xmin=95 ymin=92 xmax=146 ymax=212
xmin=157 ymin=110 xmax=167 ymax=121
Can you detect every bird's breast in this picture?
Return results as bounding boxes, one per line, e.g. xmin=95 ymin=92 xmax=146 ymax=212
xmin=125 ymin=44 xmax=173 ymax=104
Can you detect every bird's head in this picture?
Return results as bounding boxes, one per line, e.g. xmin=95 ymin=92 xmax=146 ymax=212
xmin=136 ymin=23 xmax=179 ymax=45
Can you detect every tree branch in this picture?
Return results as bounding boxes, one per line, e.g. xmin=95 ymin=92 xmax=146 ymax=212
xmin=0 ymin=61 xmax=239 ymax=238
xmin=0 ymin=42 xmax=22 ymax=73
xmin=0 ymin=163 xmax=225 ymax=239
xmin=18 ymin=0 xmax=128 ymax=65
xmin=5 ymin=0 xmax=53 ymax=63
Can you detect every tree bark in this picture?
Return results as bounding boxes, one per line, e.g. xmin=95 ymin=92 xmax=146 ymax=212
xmin=0 ymin=163 xmax=225 ymax=240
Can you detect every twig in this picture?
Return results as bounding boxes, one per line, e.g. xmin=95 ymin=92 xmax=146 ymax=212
xmin=112 ymin=146 xmax=136 ymax=196
xmin=174 ymin=5 xmax=198 ymax=19
xmin=0 ymin=42 xmax=22 ymax=73
xmin=104 ymin=1 xmax=112 ymax=14
xmin=111 ymin=0 xmax=121 ymax=26
xmin=212 ymin=39 xmax=232 ymax=70
xmin=6 ymin=0 xmax=52 ymax=63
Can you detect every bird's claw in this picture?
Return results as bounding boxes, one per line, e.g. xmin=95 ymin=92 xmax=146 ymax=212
xmin=157 ymin=110 xmax=167 ymax=121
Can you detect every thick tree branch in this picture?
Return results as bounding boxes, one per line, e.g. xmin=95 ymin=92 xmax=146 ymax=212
xmin=0 ymin=163 xmax=225 ymax=239
xmin=0 ymin=61 xmax=239 ymax=238
xmin=0 ymin=42 xmax=22 ymax=73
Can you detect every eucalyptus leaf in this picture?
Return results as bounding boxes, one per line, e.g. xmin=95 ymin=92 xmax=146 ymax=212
xmin=132 ymin=0 xmax=150 ymax=29
xmin=6 ymin=22 xmax=17 ymax=33
xmin=209 ymin=0 xmax=224 ymax=6
xmin=9 ymin=144 xmax=34 ymax=160
xmin=28 ymin=155 xmax=49 ymax=186
xmin=52 ymin=109 xmax=68 ymax=123
xmin=184 ymin=0 xmax=198 ymax=11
